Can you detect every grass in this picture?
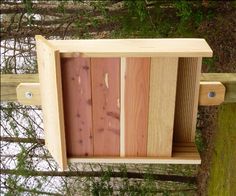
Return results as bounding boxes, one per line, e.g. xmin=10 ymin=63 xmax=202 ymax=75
xmin=207 ymin=103 xmax=236 ymax=195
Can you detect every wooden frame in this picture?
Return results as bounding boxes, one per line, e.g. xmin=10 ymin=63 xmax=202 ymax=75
xmin=34 ymin=35 xmax=214 ymax=170
xmin=35 ymin=36 xmax=67 ymax=170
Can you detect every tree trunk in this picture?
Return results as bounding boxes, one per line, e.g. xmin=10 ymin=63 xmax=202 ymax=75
xmin=0 ymin=2 xmax=126 ymax=15
xmin=1 ymin=21 xmax=120 ymax=40
xmin=0 ymin=168 xmax=196 ymax=184
xmin=0 ymin=136 xmax=45 ymax=144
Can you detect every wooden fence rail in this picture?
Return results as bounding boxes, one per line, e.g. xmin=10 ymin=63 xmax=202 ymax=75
xmin=1 ymin=73 xmax=235 ymax=103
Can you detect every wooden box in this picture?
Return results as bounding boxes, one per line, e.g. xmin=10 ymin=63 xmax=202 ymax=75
xmin=35 ymin=36 xmax=212 ymax=170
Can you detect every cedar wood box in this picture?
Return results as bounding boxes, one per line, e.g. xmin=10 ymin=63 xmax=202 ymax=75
xmin=35 ymin=35 xmax=213 ymax=170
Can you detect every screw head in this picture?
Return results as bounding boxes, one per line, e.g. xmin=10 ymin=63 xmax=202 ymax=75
xmin=25 ymin=92 xmax=33 ymax=99
xmin=208 ymin=91 xmax=216 ymax=98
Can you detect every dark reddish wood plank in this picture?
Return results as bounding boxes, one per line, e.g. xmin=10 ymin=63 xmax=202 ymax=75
xmin=125 ymin=57 xmax=150 ymax=157
xmin=61 ymin=57 xmax=93 ymax=157
xmin=91 ymin=58 xmax=120 ymax=156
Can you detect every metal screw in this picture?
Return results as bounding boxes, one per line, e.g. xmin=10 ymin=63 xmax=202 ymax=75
xmin=208 ymin=91 xmax=216 ymax=98
xmin=25 ymin=92 xmax=33 ymax=99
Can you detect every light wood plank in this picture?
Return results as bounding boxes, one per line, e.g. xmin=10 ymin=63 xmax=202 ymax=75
xmin=0 ymin=74 xmax=39 ymax=101
xmin=199 ymin=82 xmax=225 ymax=105
xmin=14 ymin=81 xmax=227 ymax=106
xmin=4 ymin=73 xmax=235 ymax=107
xmin=35 ymin=35 xmax=67 ymax=170
xmin=91 ymin=58 xmax=120 ymax=156
xmin=69 ymin=142 xmax=200 ymax=164
xmin=147 ymin=58 xmax=178 ymax=157
xmin=61 ymin=57 xmax=93 ymax=157
xmin=174 ymin=57 xmax=202 ymax=142
xmin=125 ymin=58 xmax=150 ymax=157
xmin=68 ymin=157 xmax=201 ymax=164
xmin=48 ymin=38 xmax=213 ymax=57
xmin=16 ymin=83 xmax=41 ymax=105
xmin=201 ymin=73 xmax=236 ymax=103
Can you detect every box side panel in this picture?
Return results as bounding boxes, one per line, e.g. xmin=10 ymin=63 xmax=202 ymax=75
xmin=36 ymin=35 xmax=67 ymax=170
xmin=174 ymin=57 xmax=202 ymax=142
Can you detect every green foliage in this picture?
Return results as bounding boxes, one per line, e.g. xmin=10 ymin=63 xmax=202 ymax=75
xmin=16 ymin=148 xmax=28 ymax=171
xmin=202 ymin=56 xmax=218 ymax=72
xmin=23 ymin=0 xmax=35 ymax=25
xmin=175 ymin=1 xmax=193 ymax=21
xmin=112 ymin=1 xmax=215 ymax=39
xmin=5 ymin=176 xmax=19 ymax=195
xmin=124 ymin=0 xmax=148 ymax=22
xmin=195 ymin=129 xmax=205 ymax=152
xmin=23 ymin=0 xmax=33 ymax=14
xmin=90 ymin=167 xmax=114 ymax=195
xmin=79 ymin=164 xmax=197 ymax=195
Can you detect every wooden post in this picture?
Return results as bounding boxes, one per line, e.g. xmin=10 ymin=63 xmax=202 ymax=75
xmin=1 ymin=74 xmax=39 ymax=101
xmin=1 ymin=73 xmax=235 ymax=103
xmin=201 ymin=73 xmax=236 ymax=103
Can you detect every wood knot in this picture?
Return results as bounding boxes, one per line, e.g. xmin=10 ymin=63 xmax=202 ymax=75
xmin=107 ymin=111 xmax=120 ymax=120
xmin=98 ymin=128 xmax=104 ymax=132
xmin=83 ymin=66 xmax=89 ymax=70
xmin=87 ymin=99 xmax=92 ymax=105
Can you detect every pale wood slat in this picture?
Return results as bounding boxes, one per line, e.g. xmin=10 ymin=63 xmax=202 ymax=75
xmin=147 ymin=57 xmax=178 ymax=157
xmin=35 ymin=35 xmax=67 ymax=170
xmin=48 ymin=39 xmax=213 ymax=58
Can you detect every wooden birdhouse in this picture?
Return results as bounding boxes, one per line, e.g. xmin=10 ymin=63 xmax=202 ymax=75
xmin=34 ymin=35 xmax=213 ymax=170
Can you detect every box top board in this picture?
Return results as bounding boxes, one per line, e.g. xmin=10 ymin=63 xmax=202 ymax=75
xmin=49 ymin=38 xmax=213 ymax=58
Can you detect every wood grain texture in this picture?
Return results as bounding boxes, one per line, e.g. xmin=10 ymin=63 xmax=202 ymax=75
xmin=147 ymin=58 xmax=178 ymax=157
xmin=199 ymin=82 xmax=225 ymax=106
xmin=1 ymin=74 xmax=39 ymax=101
xmin=173 ymin=142 xmax=198 ymax=153
xmin=48 ymin=38 xmax=213 ymax=57
xmin=16 ymin=83 xmax=41 ymax=105
xmin=174 ymin=57 xmax=202 ymax=142
xmin=125 ymin=57 xmax=150 ymax=157
xmin=201 ymin=73 xmax=236 ymax=103
xmin=61 ymin=57 xmax=93 ymax=157
xmin=91 ymin=58 xmax=120 ymax=156
xmin=68 ymin=156 xmax=201 ymax=164
xmin=120 ymin=57 xmax=126 ymax=157
xmin=11 ymin=80 xmax=231 ymax=107
xmin=35 ymin=35 xmax=67 ymax=170
xmin=69 ymin=141 xmax=201 ymax=164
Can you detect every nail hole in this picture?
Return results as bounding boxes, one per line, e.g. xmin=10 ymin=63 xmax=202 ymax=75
xmin=208 ymin=91 xmax=216 ymax=98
